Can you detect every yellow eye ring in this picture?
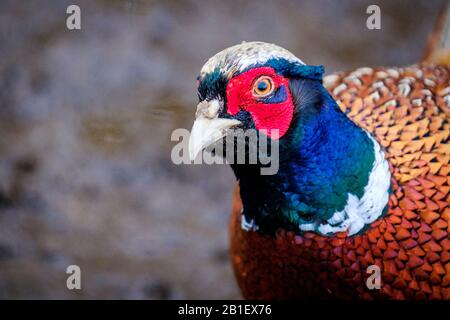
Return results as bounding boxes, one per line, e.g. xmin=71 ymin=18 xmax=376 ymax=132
xmin=253 ymin=76 xmax=274 ymax=97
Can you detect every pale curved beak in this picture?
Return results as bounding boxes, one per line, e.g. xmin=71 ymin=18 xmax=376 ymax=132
xmin=189 ymin=99 xmax=241 ymax=161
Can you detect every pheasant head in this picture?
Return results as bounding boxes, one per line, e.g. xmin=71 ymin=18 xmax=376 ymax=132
xmin=189 ymin=41 xmax=391 ymax=237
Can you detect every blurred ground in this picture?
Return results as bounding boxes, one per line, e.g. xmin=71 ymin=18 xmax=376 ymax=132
xmin=0 ymin=0 xmax=443 ymax=299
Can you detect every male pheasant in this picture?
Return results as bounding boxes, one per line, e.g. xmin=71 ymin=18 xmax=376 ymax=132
xmin=189 ymin=31 xmax=449 ymax=300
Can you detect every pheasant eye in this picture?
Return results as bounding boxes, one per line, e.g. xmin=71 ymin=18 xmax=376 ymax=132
xmin=253 ymin=76 xmax=274 ymax=97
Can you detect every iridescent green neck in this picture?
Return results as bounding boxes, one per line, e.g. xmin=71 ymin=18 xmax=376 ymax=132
xmin=233 ymin=79 xmax=390 ymax=236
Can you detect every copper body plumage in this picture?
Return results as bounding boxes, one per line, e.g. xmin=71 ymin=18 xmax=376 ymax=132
xmin=230 ymin=64 xmax=450 ymax=299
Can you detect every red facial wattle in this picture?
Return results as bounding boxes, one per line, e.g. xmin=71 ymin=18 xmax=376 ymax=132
xmin=226 ymin=67 xmax=294 ymax=139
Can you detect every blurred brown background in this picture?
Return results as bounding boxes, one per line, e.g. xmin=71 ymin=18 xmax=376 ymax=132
xmin=0 ymin=0 xmax=443 ymax=299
